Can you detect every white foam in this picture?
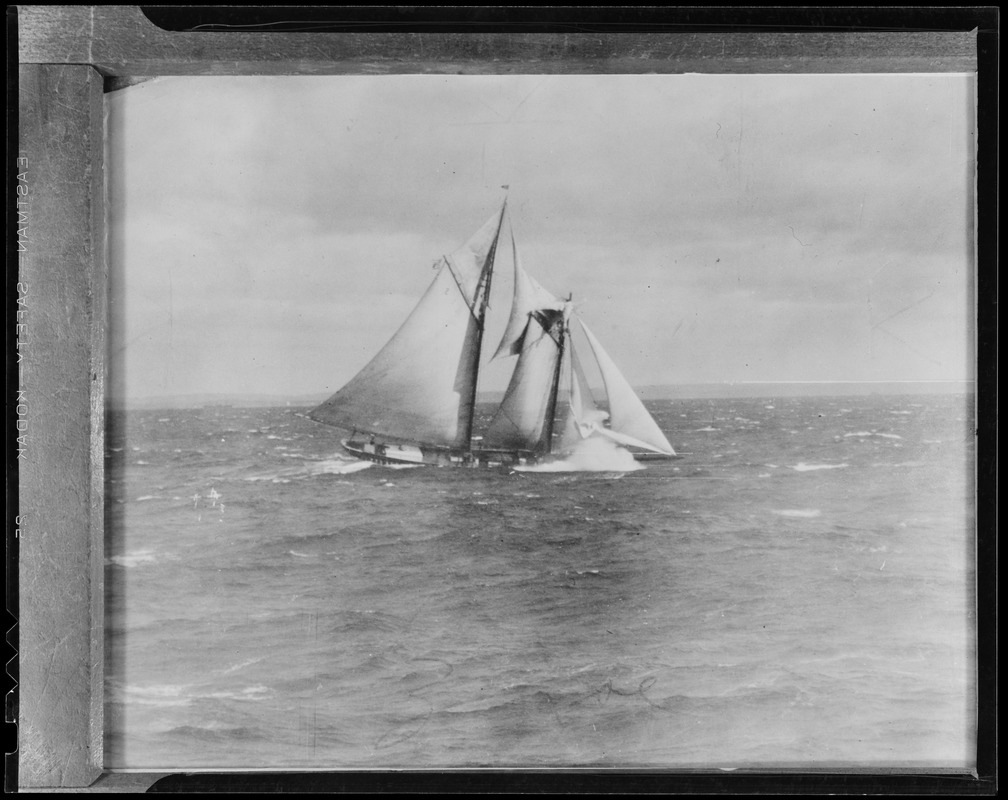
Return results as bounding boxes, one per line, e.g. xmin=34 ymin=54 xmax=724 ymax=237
xmin=844 ymin=431 xmax=903 ymax=440
xmin=772 ymin=508 xmax=822 ymax=518
xmin=313 ymin=459 xmax=372 ymax=475
xmin=135 ymin=495 xmax=160 ymax=502
xmin=516 ymin=437 xmax=643 ymax=473
xmin=109 ymin=549 xmax=158 ymax=568
xmin=791 ymin=462 xmax=849 ymax=472
xmin=202 ymin=685 xmax=271 ymax=701
xmin=220 ymin=657 xmax=263 ymax=675
xmin=240 ymin=457 xmax=371 ymax=482
xmin=696 ymin=426 xmax=719 ymax=432
xmin=289 ymin=550 xmax=315 ymax=558
xmin=121 ymin=683 xmax=191 ymax=707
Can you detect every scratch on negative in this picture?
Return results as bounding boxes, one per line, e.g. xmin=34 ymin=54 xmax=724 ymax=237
xmin=871 ymin=290 xmax=936 ymax=329
xmin=873 ymin=324 xmax=942 ymax=367
xmin=787 ymin=226 xmax=811 ymax=247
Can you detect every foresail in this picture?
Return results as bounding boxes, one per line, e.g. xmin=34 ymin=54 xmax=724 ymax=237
xmin=485 ymin=309 xmax=563 ymax=452
xmin=493 ymin=231 xmax=564 ymax=359
xmin=309 ymin=208 xmax=504 ymax=448
xmin=578 ymin=320 xmax=676 ymax=455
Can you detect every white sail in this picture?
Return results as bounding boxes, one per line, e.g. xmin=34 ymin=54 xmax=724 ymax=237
xmin=493 ymin=231 xmax=564 ymax=359
xmin=578 ymin=320 xmax=676 ymax=455
xmin=309 ymin=207 xmax=505 ymax=448
xmin=485 ymin=307 xmax=564 ymax=452
xmin=558 ymin=346 xmax=601 ymax=452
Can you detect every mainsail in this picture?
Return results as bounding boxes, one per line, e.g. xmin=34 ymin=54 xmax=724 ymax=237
xmin=309 ymin=206 xmax=506 ymax=448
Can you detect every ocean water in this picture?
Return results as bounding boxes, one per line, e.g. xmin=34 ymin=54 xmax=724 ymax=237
xmin=104 ymin=393 xmax=976 ymax=770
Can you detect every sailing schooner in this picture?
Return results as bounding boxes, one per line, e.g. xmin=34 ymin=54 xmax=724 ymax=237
xmin=308 ymin=199 xmax=677 ymax=467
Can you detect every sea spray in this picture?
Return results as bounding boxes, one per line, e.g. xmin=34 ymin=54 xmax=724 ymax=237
xmin=245 ymin=456 xmax=372 ymax=482
xmin=516 ymin=436 xmax=644 ymax=473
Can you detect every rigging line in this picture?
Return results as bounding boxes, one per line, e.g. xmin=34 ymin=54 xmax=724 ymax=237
xmin=441 ymin=255 xmax=482 ymax=324
xmin=490 ymin=405 xmax=527 ymax=438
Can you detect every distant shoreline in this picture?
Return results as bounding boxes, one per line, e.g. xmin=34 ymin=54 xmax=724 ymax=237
xmin=116 ymin=381 xmax=975 ymax=411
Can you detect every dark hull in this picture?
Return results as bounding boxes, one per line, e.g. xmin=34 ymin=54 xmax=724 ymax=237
xmin=341 ymin=438 xmax=679 ymax=468
xmin=341 ymin=439 xmax=534 ymax=468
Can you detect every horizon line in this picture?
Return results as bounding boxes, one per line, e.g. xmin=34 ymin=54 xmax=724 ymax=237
xmin=123 ymin=378 xmax=976 ymax=400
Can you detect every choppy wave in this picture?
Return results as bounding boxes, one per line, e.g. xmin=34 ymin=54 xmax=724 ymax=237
xmin=772 ymin=509 xmax=822 ymax=518
xmin=105 ymin=397 xmax=975 ymax=769
xmin=116 ymin=683 xmax=272 ymax=708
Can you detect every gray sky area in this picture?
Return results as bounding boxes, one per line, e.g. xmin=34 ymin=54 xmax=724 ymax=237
xmin=107 ymin=74 xmax=975 ymax=402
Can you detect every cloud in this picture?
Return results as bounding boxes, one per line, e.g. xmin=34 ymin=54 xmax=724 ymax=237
xmin=108 ymin=73 xmax=976 ymax=399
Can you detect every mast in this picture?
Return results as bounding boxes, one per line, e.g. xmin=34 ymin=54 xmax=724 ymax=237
xmin=463 ymin=198 xmax=508 ymax=452
xmin=541 ymin=317 xmax=566 ymax=454
xmin=540 ymin=293 xmax=574 ymax=454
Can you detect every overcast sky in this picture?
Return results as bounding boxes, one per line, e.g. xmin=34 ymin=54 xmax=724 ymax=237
xmin=107 ymin=74 xmax=975 ymax=401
